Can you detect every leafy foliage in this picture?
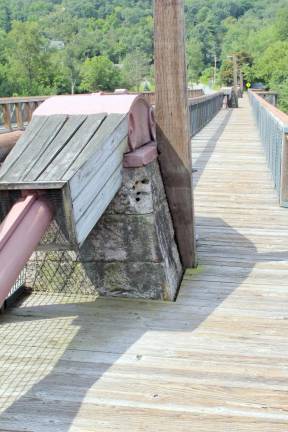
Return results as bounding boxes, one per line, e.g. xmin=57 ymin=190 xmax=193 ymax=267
xmin=0 ymin=0 xmax=286 ymax=111
xmin=221 ymin=4 xmax=288 ymax=111
xmin=80 ymin=55 xmax=121 ymax=92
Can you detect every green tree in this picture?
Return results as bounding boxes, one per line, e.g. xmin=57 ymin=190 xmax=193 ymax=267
xmin=4 ymin=21 xmax=54 ymax=95
xmin=0 ymin=0 xmax=12 ymax=32
xmin=220 ymin=59 xmax=234 ymax=86
xmin=186 ymin=38 xmax=205 ymax=83
xmin=80 ymin=55 xmax=121 ymax=92
xmin=252 ymin=41 xmax=288 ymax=111
xmin=121 ymin=50 xmax=151 ymax=90
xmin=276 ymin=8 xmax=288 ymax=41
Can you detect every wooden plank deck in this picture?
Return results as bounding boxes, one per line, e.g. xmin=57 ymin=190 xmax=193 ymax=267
xmin=1 ymin=95 xmax=288 ymax=431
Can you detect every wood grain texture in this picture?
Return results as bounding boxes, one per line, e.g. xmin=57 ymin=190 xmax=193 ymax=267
xmin=5 ymin=115 xmax=68 ymax=182
xmin=75 ymin=167 xmax=122 ymax=245
xmin=0 ymin=96 xmax=288 ymax=430
xmin=154 ymin=0 xmax=196 ymax=268
xmin=40 ymin=114 xmax=106 ymax=182
xmin=72 ymin=138 xmax=127 ymax=223
xmin=0 ymin=115 xmax=48 ymax=178
xmin=65 ymin=114 xmax=127 ymax=191
xmin=0 ymin=112 xmax=129 ymax=247
xmin=24 ymin=115 xmax=87 ymax=181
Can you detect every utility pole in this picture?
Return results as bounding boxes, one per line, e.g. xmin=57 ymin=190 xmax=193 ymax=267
xmin=233 ymin=54 xmax=239 ymax=107
xmin=154 ymin=0 xmax=197 ymax=268
xmin=213 ymin=53 xmax=217 ymax=86
xmin=239 ymin=70 xmax=244 ymax=97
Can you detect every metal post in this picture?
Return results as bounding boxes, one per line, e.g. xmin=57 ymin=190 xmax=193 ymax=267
xmin=280 ymin=133 xmax=288 ymax=206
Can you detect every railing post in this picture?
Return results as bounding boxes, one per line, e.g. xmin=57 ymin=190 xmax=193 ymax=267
xmin=25 ymin=102 xmax=33 ymax=122
xmin=280 ymin=132 xmax=288 ymax=207
xmin=15 ymin=103 xmax=24 ymax=130
xmin=2 ymin=104 xmax=12 ymax=131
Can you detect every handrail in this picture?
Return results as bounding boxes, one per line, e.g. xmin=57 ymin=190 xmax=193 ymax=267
xmin=0 ymin=90 xmax=205 ymax=133
xmin=188 ymin=91 xmax=224 ymax=136
xmin=188 ymin=91 xmax=223 ymax=105
xmin=110 ymin=89 xmax=204 ymax=106
xmin=0 ymin=96 xmax=49 ymax=104
xmin=250 ymin=91 xmax=288 ymax=131
xmin=251 ymin=90 xmax=278 ymax=107
xmin=249 ymin=90 xmax=288 ymax=206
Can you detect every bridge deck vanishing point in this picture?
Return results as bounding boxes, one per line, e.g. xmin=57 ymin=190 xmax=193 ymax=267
xmin=1 ymin=96 xmax=288 ymax=431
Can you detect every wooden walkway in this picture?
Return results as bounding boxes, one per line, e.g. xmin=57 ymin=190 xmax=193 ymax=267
xmin=1 ymin=96 xmax=288 ymax=431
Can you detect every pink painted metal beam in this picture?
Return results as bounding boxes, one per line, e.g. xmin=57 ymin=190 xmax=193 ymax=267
xmin=0 ymin=193 xmax=53 ymax=306
xmin=0 ymin=131 xmax=23 ymax=163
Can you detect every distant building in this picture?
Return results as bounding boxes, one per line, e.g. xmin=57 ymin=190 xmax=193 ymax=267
xmin=49 ymin=40 xmax=65 ymax=50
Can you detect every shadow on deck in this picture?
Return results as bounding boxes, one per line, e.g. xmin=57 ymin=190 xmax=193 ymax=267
xmin=1 ymin=98 xmax=288 ymax=431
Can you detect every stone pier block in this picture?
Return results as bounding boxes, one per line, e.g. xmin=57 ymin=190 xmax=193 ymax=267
xmin=26 ymin=160 xmax=183 ymax=300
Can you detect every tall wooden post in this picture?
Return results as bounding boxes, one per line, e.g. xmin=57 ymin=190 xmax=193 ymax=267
xmin=154 ymin=0 xmax=197 ymax=268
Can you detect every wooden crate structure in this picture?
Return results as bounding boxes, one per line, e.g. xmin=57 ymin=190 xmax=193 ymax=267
xmin=0 ymin=94 xmax=156 ymax=247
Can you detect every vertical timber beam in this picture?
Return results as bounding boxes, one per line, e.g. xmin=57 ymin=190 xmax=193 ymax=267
xmin=280 ymin=132 xmax=288 ymax=207
xmin=15 ymin=103 xmax=24 ymax=130
xmin=154 ymin=0 xmax=197 ymax=268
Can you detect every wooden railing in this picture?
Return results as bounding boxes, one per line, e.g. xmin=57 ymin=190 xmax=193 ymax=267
xmin=249 ymin=90 xmax=288 ymax=206
xmin=0 ymin=89 xmax=217 ymax=143
xmin=0 ymin=90 xmax=205 ymax=132
xmin=0 ymin=96 xmax=48 ymax=132
xmin=188 ymin=92 xmax=225 ymax=136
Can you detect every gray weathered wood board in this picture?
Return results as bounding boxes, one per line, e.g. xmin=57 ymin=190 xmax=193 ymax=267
xmin=0 ymin=112 xmax=129 ymax=246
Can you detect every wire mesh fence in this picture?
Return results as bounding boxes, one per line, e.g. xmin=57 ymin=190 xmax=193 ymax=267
xmin=8 ymin=269 xmax=26 ymax=296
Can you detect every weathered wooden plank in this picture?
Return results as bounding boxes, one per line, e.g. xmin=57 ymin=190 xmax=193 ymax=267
xmin=75 ymin=167 xmax=122 ymax=245
xmin=63 ymin=113 xmax=126 ymax=184
xmin=0 ymin=116 xmax=48 ymax=179
xmin=24 ymin=115 xmax=87 ymax=182
xmin=40 ymin=113 xmax=106 ymax=182
xmin=73 ymin=138 xmax=127 ymax=222
xmin=3 ymin=115 xmax=68 ymax=182
xmin=68 ymin=118 xmax=128 ymax=204
xmin=0 ymin=181 xmax=65 ymax=190
xmin=61 ymin=183 xmax=77 ymax=246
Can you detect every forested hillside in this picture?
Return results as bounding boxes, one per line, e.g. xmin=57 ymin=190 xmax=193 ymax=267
xmin=0 ymin=0 xmax=287 ymax=110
